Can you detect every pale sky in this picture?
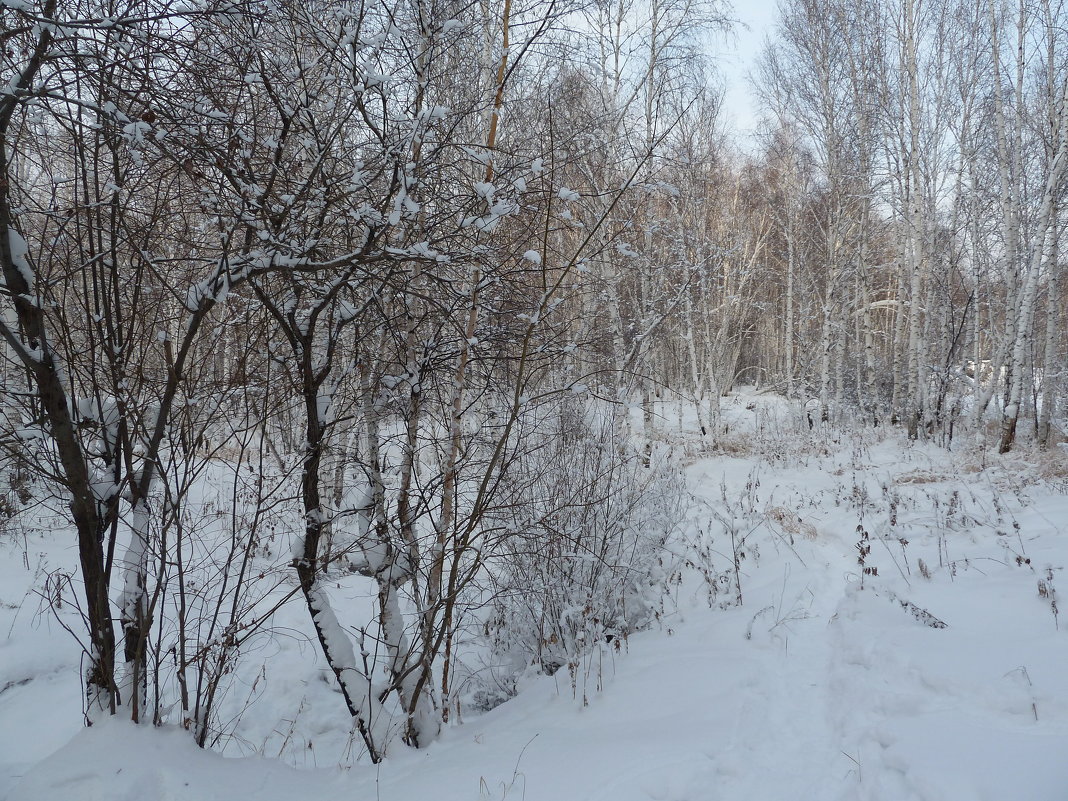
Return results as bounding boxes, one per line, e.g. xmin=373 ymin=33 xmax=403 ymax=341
xmin=718 ymin=0 xmax=780 ymax=146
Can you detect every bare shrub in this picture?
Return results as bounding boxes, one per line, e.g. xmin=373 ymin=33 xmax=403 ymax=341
xmin=465 ymin=402 xmax=688 ymax=709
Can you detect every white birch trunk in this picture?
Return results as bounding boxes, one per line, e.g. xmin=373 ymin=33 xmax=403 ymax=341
xmin=999 ymin=66 xmax=1068 ymax=451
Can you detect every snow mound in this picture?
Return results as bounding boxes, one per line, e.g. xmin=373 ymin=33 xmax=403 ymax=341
xmin=10 ymin=719 xmax=348 ymax=801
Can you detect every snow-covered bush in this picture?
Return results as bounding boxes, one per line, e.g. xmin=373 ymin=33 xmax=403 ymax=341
xmin=462 ymin=402 xmax=687 ymax=709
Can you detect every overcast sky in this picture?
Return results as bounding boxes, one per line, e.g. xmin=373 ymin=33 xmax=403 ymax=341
xmin=717 ymin=0 xmax=779 ymax=146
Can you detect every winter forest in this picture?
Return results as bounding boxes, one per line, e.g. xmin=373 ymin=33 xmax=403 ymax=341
xmin=2 ymin=0 xmax=1068 ymax=798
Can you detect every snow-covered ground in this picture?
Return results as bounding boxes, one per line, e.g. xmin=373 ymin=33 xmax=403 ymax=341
xmin=4 ymin=392 xmax=1068 ymax=801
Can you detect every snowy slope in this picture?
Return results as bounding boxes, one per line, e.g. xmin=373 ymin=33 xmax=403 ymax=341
xmin=4 ymin=394 xmax=1068 ymax=801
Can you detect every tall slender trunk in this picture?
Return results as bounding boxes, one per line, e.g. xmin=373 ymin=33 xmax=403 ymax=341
xmin=904 ymin=0 xmax=927 ymax=438
xmin=999 ymin=66 xmax=1068 ymax=452
xmin=1037 ymin=239 xmax=1060 ymax=447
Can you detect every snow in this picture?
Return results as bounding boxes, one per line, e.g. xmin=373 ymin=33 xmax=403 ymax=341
xmin=4 ymin=392 xmax=1068 ymax=800
xmin=184 ymin=271 xmax=230 ymax=312
xmin=8 ymin=230 xmax=33 ymax=291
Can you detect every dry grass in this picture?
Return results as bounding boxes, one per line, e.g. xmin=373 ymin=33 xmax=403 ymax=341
xmin=894 ymin=470 xmax=951 ymax=485
xmin=765 ymin=506 xmax=818 ymax=540
xmin=715 ymin=432 xmax=755 ymax=458
xmin=1036 ymin=448 xmax=1068 ymax=481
